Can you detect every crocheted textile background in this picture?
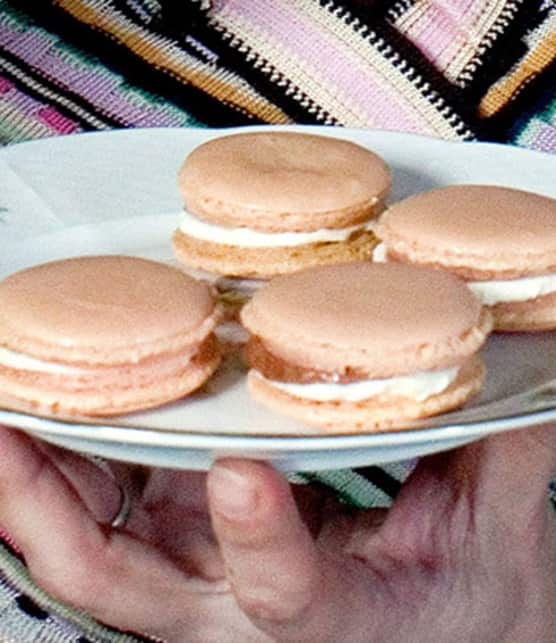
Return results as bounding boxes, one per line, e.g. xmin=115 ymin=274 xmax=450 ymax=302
xmin=0 ymin=0 xmax=555 ymax=641
xmin=1 ymin=0 xmax=555 ymax=148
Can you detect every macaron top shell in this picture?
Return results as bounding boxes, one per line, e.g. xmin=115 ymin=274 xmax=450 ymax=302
xmin=241 ymin=262 xmax=491 ymax=378
xmin=178 ymin=131 xmax=391 ymax=232
xmin=377 ymin=185 xmax=556 ymax=278
xmin=0 ymin=256 xmax=218 ymax=365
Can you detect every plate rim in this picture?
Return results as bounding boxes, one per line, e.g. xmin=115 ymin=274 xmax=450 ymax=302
xmin=2 ymin=403 xmax=555 ymax=452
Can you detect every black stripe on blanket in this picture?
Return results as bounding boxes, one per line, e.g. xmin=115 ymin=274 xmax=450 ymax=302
xmin=354 ymin=466 xmax=402 ymax=498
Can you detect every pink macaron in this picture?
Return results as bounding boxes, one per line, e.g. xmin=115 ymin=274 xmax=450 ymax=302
xmin=375 ymin=184 xmax=556 ymax=331
xmin=173 ymin=130 xmax=391 ymax=279
xmin=240 ymin=262 xmax=492 ymax=432
xmin=0 ymin=255 xmax=221 ymax=417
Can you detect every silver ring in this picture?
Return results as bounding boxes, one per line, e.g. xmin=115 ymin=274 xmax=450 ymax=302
xmin=110 ymin=482 xmax=132 ymax=529
xmin=81 ymin=454 xmax=134 ymax=529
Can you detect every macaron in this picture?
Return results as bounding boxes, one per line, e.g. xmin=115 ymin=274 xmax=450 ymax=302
xmin=240 ymin=262 xmax=492 ymax=432
xmin=172 ymin=130 xmax=390 ymax=279
xmin=375 ymin=185 xmax=556 ymax=332
xmin=0 ymin=256 xmax=221 ymax=417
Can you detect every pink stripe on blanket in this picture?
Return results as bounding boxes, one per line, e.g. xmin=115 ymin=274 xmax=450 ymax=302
xmin=216 ymin=0 xmax=438 ymax=134
xmin=0 ymin=76 xmax=14 ymax=94
xmin=395 ymin=0 xmax=492 ymax=70
xmin=38 ymin=106 xmax=80 ymax=133
xmin=0 ymin=18 xmax=184 ymax=128
xmin=1 ymin=79 xmax=70 ymax=128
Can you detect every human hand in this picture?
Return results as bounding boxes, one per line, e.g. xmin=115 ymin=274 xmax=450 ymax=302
xmin=0 ymin=427 xmax=260 ymax=641
xmin=0 ymin=427 xmax=327 ymax=641
xmin=0 ymin=424 xmax=555 ymax=643
xmin=206 ymin=424 xmax=556 ymax=643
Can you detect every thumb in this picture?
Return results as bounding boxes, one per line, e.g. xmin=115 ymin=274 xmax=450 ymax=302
xmin=453 ymin=422 xmax=556 ymax=517
xmin=381 ymin=422 xmax=556 ymax=557
xmin=207 ymin=459 xmax=382 ymax=643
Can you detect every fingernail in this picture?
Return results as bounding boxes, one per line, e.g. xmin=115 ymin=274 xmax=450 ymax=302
xmin=209 ymin=465 xmax=258 ymax=520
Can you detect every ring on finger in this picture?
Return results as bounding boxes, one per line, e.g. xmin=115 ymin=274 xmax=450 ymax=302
xmin=110 ymin=481 xmax=133 ymax=529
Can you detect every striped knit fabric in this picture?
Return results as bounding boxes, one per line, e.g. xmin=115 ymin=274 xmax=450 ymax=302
xmin=0 ymin=0 xmax=554 ymax=148
xmin=0 ymin=0 xmax=555 ymax=640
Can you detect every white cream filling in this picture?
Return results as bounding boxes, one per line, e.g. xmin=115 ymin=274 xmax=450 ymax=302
xmin=372 ymin=242 xmax=388 ymax=262
xmin=373 ymin=243 xmax=556 ymax=304
xmin=255 ymin=366 xmax=459 ymax=402
xmin=0 ymin=345 xmax=89 ymax=374
xmin=467 ymin=274 xmax=556 ymax=305
xmin=179 ymin=210 xmax=374 ymax=247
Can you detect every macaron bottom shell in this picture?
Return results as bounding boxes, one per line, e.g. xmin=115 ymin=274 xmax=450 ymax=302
xmin=246 ymin=354 xmax=485 ymax=433
xmin=489 ymin=290 xmax=556 ymax=332
xmin=0 ymin=339 xmax=221 ymax=419
xmin=172 ymin=228 xmax=378 ymax=279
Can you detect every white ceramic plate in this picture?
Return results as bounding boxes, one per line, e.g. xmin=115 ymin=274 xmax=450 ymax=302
xmin=1 ymin=126 xmax=555 ymax=471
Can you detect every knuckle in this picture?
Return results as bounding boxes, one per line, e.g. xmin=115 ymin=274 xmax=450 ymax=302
xmin=237 ymin=583 xmax=317 ymax=624
xmin=238 ymin=593 xmax=293 ymax=623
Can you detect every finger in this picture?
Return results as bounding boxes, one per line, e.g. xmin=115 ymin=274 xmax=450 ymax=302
xmin=0 ymin=427 xmax=115 ymax=595
xmin=33 ymin=445 xmax=159 ymax=542
xmin=450 ymin=422 xmax=556 ymax=516
xmin=0 ymin=428 xmax=225 ymax=637
xmin=34 ymin=441 xmax=123 ymax=523
xmin=459 ymin=423 xmax=556 ymax=532
xmin=207 ymin=459 xmax=387 ymax=642
xmin=142 ymin=468 xmax=208 ymax=509
xmin=141 ymin=468 xmax=225 ymax=580
xmin=405 ymin=422 xmax=556 ymax=515
xmin=374 ymin=423 xmax=556 ymax=564
xmin=0 ymin=429 xmax=113 ymax=547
